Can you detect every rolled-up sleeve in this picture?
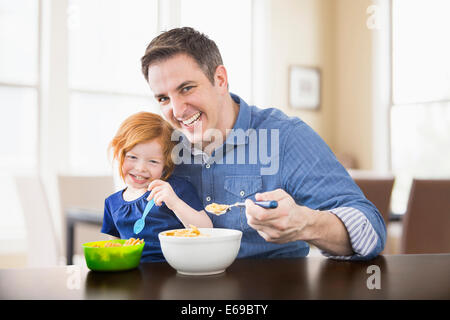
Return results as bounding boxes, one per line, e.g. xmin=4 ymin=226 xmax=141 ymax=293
xmin=323 ymin=207 xmax=382 ymax=260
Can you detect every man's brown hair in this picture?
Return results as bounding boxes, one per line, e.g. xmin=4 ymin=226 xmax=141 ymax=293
xmin=141 ymin=27 xmax=223 ymax=85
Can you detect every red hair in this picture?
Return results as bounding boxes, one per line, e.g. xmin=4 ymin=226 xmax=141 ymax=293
xmin=109 ymin=112 xmax=176 ymax=181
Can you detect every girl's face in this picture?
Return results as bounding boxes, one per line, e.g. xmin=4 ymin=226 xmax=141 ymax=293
xmin=122 ymin=139 xmax=165 ymax=193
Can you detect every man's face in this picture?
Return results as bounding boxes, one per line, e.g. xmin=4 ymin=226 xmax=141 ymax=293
xmin=147 ymin=54 xmax=227 ymax=146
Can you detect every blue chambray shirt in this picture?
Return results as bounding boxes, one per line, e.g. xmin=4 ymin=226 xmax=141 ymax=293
xmin=172 ymin=93 xmax=386 ymax=260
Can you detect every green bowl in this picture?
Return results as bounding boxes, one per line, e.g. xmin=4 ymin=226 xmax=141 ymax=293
xmin=83 ymin=239 xmax=145 ymax=272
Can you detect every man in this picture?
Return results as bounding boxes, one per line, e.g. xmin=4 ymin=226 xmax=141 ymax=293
xmin=141 ymin=27 xmax=386 ymax=260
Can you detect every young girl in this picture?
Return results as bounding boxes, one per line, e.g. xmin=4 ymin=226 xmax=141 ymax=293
xmin=101 ymin=111 xmax=212 ymax=262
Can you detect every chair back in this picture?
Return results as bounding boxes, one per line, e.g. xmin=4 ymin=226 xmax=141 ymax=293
xmin=401 ymin=179 xmax=450 ymax=254
xmin=58 ymin=175 xmax=115 ymax=212
xmin=14 ymin=175 xmax=60 ymax=267
xmin=352 ymin=176 xmax=395 ymax=226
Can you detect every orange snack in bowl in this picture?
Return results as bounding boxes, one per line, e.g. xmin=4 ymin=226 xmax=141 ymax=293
xmin=104 ymin=242 xmax=122 ymax=248
xmin=162 ymin=225 xmax=208 ymax=237
xmin=124 ymin=238 xmax=144 ymax=246
xmin=88 ymin=238 xmax=144 ymax=248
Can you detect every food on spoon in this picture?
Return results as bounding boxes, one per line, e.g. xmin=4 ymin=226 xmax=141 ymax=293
xmin=205 ymin=203 xmax=229 ymax=215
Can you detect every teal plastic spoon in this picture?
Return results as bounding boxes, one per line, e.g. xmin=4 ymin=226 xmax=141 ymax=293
xmin=133 ymin=199 xmax=155 ymax=234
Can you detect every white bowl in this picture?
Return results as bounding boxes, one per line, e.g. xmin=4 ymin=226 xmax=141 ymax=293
xmin=158 ymin=228 xmax=242 ymax=276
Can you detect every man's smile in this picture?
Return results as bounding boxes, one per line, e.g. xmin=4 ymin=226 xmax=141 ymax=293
xmin=180 ymin=111 xmax=203 ymax=128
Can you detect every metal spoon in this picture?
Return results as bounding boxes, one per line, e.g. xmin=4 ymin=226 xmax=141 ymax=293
xmin=133 ymin=198 xmax=155 ymax=234
xmin=206 ymin=200 xmax=278 ymax=216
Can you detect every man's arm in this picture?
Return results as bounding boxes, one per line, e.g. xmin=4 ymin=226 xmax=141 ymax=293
xmin=271 ymin=121 xmax=386 ymax=260
xmin=322 ymin=207 xmax=383 ymax=259
xmin=245 ymin=189 xmax=384 ymax=260
xmin=306 ymin=209 xmax=354 ymax=256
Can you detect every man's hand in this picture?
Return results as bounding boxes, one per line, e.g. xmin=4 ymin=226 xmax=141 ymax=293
xmin=147 ymin=179 xmax=180 ymax=210
xmin=245 ymin=188 xmax=353 ymax=256
xmin=245 ymin=189 xmax=318 ymax=243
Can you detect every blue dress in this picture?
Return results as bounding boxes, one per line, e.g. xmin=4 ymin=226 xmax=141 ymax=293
xmin=101 ymin=175 xmax=204 ymax=262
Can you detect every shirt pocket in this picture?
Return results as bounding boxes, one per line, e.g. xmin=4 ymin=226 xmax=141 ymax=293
xmin=224 ymin=176 xmax=263 ymax=230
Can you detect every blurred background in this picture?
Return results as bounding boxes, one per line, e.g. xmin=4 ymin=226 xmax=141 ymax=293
xmin=1 ymin=0 xmax=449 ymax=268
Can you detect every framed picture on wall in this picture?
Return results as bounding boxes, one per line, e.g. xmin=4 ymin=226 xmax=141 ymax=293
xmin=288 ymin=66 xmax=321 ymax=110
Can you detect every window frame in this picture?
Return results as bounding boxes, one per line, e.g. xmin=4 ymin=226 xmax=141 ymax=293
xmin=389 ymin=0 xmax=450 ymax=216
xmin=0 ymin=0 xmax=41 ymax=172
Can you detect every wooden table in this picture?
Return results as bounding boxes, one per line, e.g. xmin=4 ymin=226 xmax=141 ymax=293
xmin=1 ymin=254 xmax=449 ymax=300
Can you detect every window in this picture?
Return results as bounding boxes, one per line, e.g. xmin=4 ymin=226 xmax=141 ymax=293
xmin=0 ymin=0 xmax=39 ymax=170
xmin=179 ymin=0 xmax=253 ymax=102
xmin=65 ymin=0 xmax=254 ymax=175
xmin=67 ymin=0 xmax=159 ymax=174
xmin=390 ymin=0 xmax=450 ymax=213
xmin=0 ymin=0 xmax=256 ymax=251
xmin=0 ymin=0 xmax=39 ymax=243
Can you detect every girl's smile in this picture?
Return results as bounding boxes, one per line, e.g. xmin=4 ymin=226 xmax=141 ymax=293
xmin=129 ymin=173 xmax=150 ymax=184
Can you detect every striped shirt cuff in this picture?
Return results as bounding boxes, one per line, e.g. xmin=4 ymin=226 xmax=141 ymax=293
xmin=320 ymin=207 xmax=379 ymax=260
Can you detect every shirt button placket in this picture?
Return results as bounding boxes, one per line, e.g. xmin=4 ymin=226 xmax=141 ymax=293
xmin=204 ymin=161 xmax=213 ymax=205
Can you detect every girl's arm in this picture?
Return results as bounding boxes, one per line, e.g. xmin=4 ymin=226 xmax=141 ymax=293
xmin=170 ymin=202 xmax=213 ymax=228
xmin=148 ymin=179 xmax=213 ymax=228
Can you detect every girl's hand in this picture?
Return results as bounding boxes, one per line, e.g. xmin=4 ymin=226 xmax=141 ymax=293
xmin=147 ymin=179 xmax=180 ymax=210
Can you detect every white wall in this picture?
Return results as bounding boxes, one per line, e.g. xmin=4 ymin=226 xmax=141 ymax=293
xmin=266 ymin=0 xmax=335 ymax=146
xmin=266 ymin=0 xmax=388 ymax=170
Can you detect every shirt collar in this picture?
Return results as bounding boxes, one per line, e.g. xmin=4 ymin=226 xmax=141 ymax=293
xmin=225 ymin=92 xmax=251 ymax=145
